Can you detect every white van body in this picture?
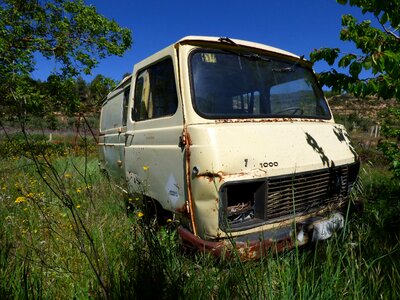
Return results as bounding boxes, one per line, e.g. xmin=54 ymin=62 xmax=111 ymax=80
xmin=99 ymin=36 xmax=359 ymax=258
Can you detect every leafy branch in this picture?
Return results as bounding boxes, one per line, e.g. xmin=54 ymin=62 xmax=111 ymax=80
xmin=310 ymin=0 xmax=400 ymax=178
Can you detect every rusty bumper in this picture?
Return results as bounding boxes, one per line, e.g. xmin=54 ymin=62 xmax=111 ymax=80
xmin=177 ymin=225 xmax=297 ymax=260
xmin=177 ymin=212 xmax=344 ymax=260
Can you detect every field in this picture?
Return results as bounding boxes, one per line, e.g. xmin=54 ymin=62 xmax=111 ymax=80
xmin=0 ymin=110 xmax=399 ymax=299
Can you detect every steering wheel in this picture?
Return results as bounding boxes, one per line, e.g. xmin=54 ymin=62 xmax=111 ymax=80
xmin=273 ymin=107 xmax=304 ymax=116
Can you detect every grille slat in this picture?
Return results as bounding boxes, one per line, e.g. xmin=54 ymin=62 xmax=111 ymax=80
xmin=268 ymin=184 xmax=329 ymax=199
xmin=268 ymin=173 xmax=330 ymax=186
xmin=264 ymin=167 xmax=348 ymax=221
xmin=267 ymin=193 xmax=331 ymax=211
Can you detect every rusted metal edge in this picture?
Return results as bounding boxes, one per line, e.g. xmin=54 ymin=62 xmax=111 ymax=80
xmin=183 ymin=126 xmax=198 ymax=236
xmin=215 ymin=117 xmax=330 ymax=124
xmin=195 ymin=170 xmax=247 ymax=182
xmin=177 ymin=226 xmax=296 ymax=260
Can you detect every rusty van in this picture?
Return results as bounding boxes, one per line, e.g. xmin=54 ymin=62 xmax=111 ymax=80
xmin=98 ymin=36 xmax=360 ymax=259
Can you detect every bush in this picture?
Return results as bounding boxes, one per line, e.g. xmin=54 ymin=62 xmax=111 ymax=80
xmin=0 ymin=132 xmax=97 ymax=158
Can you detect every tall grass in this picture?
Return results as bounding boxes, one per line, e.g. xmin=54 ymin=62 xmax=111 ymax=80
xmin=0 ymin=135 xmax=399 ymax=299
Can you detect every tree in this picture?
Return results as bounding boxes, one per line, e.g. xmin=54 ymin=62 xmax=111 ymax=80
xmin=45 ymin=75 xmax=80 ymax=114
xmin=0 ymin=0 xmax=132 ymax=115
xmin=88 ymin=74 xmax=117 ymax=109
xmin=310 ymin=0 xmax=400 ymax=177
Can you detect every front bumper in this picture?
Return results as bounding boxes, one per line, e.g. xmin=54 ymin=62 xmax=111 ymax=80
xmin=178 ymin=212 xmax=344 ymax=260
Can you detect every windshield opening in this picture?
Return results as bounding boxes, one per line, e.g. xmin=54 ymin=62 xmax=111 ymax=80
xmin=190 ymin=50 xmax=331 ymax=119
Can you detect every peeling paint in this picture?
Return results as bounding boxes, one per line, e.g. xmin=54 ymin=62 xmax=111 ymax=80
xmin=196 ymin=171 xmax=247 ymax=182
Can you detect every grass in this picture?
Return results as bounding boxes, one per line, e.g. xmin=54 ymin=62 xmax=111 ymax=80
xmin=0 ymin=134 xmax=399 ymax=299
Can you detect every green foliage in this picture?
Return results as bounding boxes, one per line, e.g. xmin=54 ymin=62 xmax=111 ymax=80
xmin=87 ymin=75 xmax=117 ymax=108
xmin=0 ymin=0 xmax=131 ymax=116
xmin=377 ymin=106 xmax=400 ymax=177
xmin=1 ymin=154 xmax=399 ymax=299
xmin=310 ymin=0 xmax=400 ymax=178
xmin=0 ymin=0 xmax=132 ymax=78
xmin=310 ymin=1 xmax=400 ymax=98
xmin=0 ymin=132 xmax=97 ymax=158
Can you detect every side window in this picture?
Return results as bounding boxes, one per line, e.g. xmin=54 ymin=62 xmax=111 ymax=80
xmin=122 ymin=87 xmax=130 ymax=126
xmin=100 ymin=85 xmax=130 ymax=131
xmin=133 ymin=58 xmax=178 ymax=121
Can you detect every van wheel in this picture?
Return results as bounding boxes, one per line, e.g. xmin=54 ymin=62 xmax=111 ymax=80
xmin=136 ymin=196 xmax=173 ymax=227
xmin=99 ymin=168 xmax=110 ymax=181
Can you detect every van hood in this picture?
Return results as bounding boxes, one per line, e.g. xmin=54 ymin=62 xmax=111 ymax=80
xmin=188 ymin=121 xmax=358 ymax=180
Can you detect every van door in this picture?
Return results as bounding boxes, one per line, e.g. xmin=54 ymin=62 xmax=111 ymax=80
xmin=99 ymin=84 xmax=130 ymax=181
xmin=125 ymin=54 xmax=186 ymax=213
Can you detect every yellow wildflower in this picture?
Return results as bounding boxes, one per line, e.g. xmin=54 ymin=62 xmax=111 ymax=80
xmin=143 ymin=166 xmax=149 ymax=171
xmin=15 ymin=196 xmax=27 ymax=203
xmin=76 ymin=204 xmax=81 ymax=209
xmin=166 ymin=218 xmax=173 ymax=223
xmin=64 ymin=173 xmax=72 ymax=179
xmin=26 ymin=192 xmax=34 ymax=199
xmin=76 ymin=188 xmax=82 ymax=193
xmin=137 ymin=211 xmax=144 ymax=218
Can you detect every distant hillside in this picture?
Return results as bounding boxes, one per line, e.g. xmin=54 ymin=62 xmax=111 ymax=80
xmin=327 ymin=94 xmax=397 ymax=123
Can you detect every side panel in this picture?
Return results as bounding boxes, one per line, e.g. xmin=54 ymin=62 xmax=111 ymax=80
xmin=98 ymin=85 xmax=130 ymax=181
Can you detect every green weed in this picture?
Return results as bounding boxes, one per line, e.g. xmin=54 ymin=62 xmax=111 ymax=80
xmin=0 ymin=137 xmax=399 ymax=299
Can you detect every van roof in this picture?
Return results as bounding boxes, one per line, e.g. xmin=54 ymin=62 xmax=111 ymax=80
xmin=176 ymin=36 xmax=301 ymax=59
xmin=107 ymin=36 xmax=307 ymax=101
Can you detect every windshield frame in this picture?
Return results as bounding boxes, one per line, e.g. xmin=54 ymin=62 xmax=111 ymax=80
xmin=188 ymin=48 xmax=332 ymax=121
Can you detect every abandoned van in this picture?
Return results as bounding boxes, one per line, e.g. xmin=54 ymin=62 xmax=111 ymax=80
xmin=99 ymin=36 xmax=359 ymax=259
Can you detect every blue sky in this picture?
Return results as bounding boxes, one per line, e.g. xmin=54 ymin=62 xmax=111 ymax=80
xmin=32 ymin=0 xmax=372 ymax=82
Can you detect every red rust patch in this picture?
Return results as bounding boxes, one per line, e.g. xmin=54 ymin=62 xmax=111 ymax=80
xmin=215 ymin=118 xmax=329 ymax=124
xmin=177 ymin=226 xmax=295 ymax=260
xmin=196 ymin=172 xmax=223 ymax=182
xmin=196 ymin=171 xmax=247 ymax=182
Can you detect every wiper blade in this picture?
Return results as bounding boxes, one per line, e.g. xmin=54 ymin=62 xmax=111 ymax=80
xmin=272 ymin=55 xmax=305 ymax=73
xmin=218 ymin=37 xmax=271 ymax=62
xmin=243 ymin=53 xmax=271 ymax=62
xmin=218 ymin=37 xmax=237 ymax=45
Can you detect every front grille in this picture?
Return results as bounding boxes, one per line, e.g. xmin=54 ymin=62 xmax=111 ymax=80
xmin=264 ymin=167 xmax=348 ymax=221
xmin=220 ymin=164 xmax=355 ymax=231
